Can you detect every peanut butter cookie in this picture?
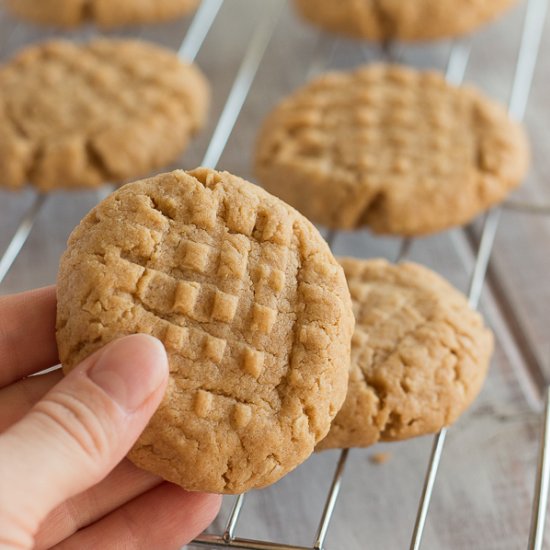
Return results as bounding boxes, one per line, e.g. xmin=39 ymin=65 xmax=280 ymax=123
xmin=57 ymin=168 xmax=354 ymax=493
xmin=255 ymin=64 xmax=529 ymax=235
xmin=4 ymin=0 xmax=199 ymax=28
xmin=317 ymin=258 xmax=493 ymax=451
xmin=294 ymin=0 xmax=518 ymax=42
xmin=0 ymin=39 xmax=209 ymax=191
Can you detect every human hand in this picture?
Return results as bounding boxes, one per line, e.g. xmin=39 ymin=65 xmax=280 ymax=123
xmin=0 ymin=286 xmax=221 ymax=549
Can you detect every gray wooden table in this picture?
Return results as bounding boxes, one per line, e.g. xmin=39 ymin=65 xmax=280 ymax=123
xmin=1 ymin=1 xmax=549 ymax=549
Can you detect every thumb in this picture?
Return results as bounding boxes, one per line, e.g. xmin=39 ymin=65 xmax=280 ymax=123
xmin=0 ymin=334 xmax=168 ymax=545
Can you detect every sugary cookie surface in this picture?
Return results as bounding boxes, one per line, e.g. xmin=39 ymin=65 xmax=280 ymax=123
xmin=294 ymin=0 xmax=518 ymax=42
xmin=0 ymin=39 xmax=209 ymax=191
xmin=317 ymin=258 xmax=493 ymax=451
xmin=57 ymin=169 xmax=353 ymax=493
xmin=5 ymin=0 xmax=199 ymax=28
xmin=256 ymin=64 xmax=529 ymax=235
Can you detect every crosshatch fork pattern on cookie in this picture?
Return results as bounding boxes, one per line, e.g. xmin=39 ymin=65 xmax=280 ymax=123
xmin=97 ymin=176 xmax=305 ymax=414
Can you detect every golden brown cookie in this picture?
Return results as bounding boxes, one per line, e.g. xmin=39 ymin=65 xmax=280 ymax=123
xmin=4 ymin=0 xmax=199 ymax=28
xmin=0 ymin=39 xmax=209 ymax=192
xmin=255 ymin=64 xmax=529 ymax=236
xmin=56 ymin=168 xmax=354 ymax=494
xmin=294 ymin=0 xmax=518 ymax=42
xmin=317 ymin=258 xmax=493 ymax=451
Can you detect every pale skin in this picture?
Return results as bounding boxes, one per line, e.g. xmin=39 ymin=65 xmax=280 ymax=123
xmin=0 ymin=286 xmax=221 ymax=549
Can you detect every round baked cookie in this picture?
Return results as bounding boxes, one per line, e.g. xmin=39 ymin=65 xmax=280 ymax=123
xmin=0 ymin=39 xmax=209 ymax=191
xmin=255 ymin=64 xmax=529 ymax=236
xmin=294 ymin=0 xmax=518 ymax=42
xmin=316 ymin=257 xmax=493 ymax=451
xmin=4 ymin=0 xmax=200 ymax=28
xmin=57 ymin=168 xmax=354 ymax=494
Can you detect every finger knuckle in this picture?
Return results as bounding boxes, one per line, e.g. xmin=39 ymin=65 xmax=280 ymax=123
xmin=34 ymin=391 xmax=111 ymax=466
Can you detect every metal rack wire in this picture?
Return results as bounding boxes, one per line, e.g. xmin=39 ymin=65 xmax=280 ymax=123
xmin=0 ymin=1 xmax=548 ymax=548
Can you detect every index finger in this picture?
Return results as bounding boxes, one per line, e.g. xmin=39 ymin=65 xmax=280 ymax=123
xmin=0 ymin=286 xmax=59 ymax=388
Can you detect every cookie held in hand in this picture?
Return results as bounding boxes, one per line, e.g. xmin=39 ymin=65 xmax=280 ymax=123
xmin=317 ymin=258 xmax=493 ymax=451
xmin=57 ymin=168 xmax=354 ymax=494
xmin=0 ymin=39 xmax=209 ymax=191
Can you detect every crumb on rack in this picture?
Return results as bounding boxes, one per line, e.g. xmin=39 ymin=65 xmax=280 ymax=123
xmin=369 ymin=452 xmax=392 ymax=465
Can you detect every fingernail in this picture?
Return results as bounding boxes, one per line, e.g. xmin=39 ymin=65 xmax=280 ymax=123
xmin=88 ymin=334 xmax=169 ymax=412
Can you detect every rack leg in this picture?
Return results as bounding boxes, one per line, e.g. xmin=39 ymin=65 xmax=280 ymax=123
xmin=528 ymin=386 xmax=550 ymax=550
xmin=224 ymin=494 xmax=247 ymax=543
xmin=312 ymin=449 xmax=349 ymax=550
xmin=395 ymin=238 xmax=413 ymax=263
xmin=467 ymin=209 xmax=501 ymax=309
xmin=444 ymin=40 xmax=471 ymax=86
xmin=200 ymin=0 xmax=286 ymax=169
xmin=409 ymin=429 xmax=447 ymax=550
xmin=0 ymin=194 xmax=47 ymax=285
xmin=178 ymin=0 xmax=224 ymax=61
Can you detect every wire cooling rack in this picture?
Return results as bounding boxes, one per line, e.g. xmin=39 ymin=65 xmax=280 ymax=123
xmin=0 ymin=1 xmax=549 ymax=548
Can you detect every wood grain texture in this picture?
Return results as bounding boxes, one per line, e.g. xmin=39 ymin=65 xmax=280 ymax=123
xmin=0 ymin=1 xmax=549 ymax=548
